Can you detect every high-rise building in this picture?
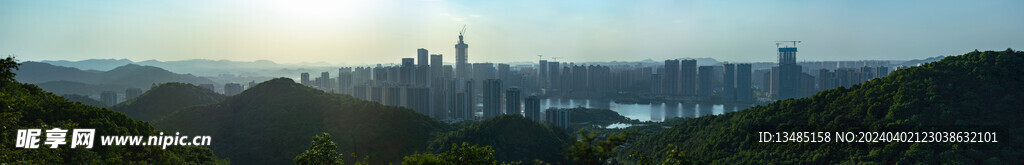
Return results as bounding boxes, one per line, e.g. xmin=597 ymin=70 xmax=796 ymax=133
xmin=587 ymin=65 xmax=610 ymax=92
xmin=443 ymin=65 xmax=454 ymax=79
xmin=417 ymin=48 xmax=428 ymax=66
xmin=545 ymin=108 xmax=570 ymax=129
xmin=505 ymin=87 xmax=520 ymax=116
xmin=455 ymin=79 xmax=474 ymax=121
xmin=697 ymin=66 xmax=715 ymax=98
xmin=548 ymin=62 xmax=560 ymax=90
xmin=249 ymin=80 xmax=257 ymax=90
xmin=498 ymin=64 xmax=510 ymax=88
xmin=353 ymin=85 xmax=368 ymax=100
xmin=224 ymin=83 xmax=243 ymax=96
xmin=472 ymin=63 xmax=495 ymax=92
xmin=125 ymin=88 xmax=142 ymax=100
xmin=401 ymin=58 xmax=415 ymax=85
xmin=320 ymin=72 xmax=331 ymax=91
xmin=662 ymin=59 xmax=680 ymax=95
xmin=650 ymin=73 xmax=661 ymax=95
xmin=373 ymin=65 xmax=388 ymax=83
xmin=101 ymin=91 xmax=118 ymax=106
xmin=875 ymin=66 xmax=889 ymax=78
xmin=482 ymin=79 xmax=502 ymax=119
xmin=524 ymin=95 xmax=541 ymax=122
xmin=443 ymin=78 xmax=458 ymax=120
xmin=416 ymin=65 xmax=429 ymax=86
xmin=455 ymin=31 xmax=470 ymax=79
xmin=777 ymin=44 xmax=802 ymax=99
xmin=300 ymin=72 xmax=310 ymax=86
xmin=385 ymin=85 xmax=402 ymax=107
xmin=799 ymin=73 xmax=817 ymax=97
xmin=769 ymin=66 xmax=780 ymax=98
xmin=338 ymin=67 xmax=353 ymax=94
xmin=571 ymin=65 xmax=587 ymax=91
xmin=431 ymin=54 xmax=443 ymax=79
xmin=538 ymin=60 xmax=548 ymax=88
xmin=735 ymin=64 xmax=753 ymax=102
xmin=431 ymin=78 xmax=450 ymax=120
xmin=389 ymin=66 xmax=401 ymax=83
xmin=406 ymin=87 xmax=431 ymax=115
xmin=680 ymin=60 xmax=697 ymax=97
xmin=722 ymin=63 xmax=736 ymax=101
xmin=818 ymin=69 xmax=836 ymax=91
xmin=455 ymin=92 xmax=470 ymax=120
xmin=371 ymin=86 xmax=385 ymax=103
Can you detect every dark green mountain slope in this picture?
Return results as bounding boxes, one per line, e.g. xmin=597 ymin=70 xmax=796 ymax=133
xmin=112 ymin=83 xmax=224 ymax=121
xmin=623 ymin=49 xmax=1024 ymax=164
xmin=61 ymin=94 xmax=108 ymax=108
xmin=0 ymin=57 xmax=221 ymax=164
xmin=567 ymin=107 xmax=636 ymax=126
xmin=154 ymin=78 xmax=447 ymax=164
xmin=429 ymin=115 xmax=571 ymax=163
xmin=36 ymin=81 xmax=125 ymax=97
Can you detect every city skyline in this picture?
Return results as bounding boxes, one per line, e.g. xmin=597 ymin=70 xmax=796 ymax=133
xmin=2 ymin=0 xmax=1023 ymax=64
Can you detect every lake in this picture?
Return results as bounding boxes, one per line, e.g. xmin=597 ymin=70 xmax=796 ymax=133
xmin=540 ymin=98 xmax=753 ymax=122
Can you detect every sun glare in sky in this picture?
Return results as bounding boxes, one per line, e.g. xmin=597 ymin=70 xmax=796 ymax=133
xmin=1 ymin=0 xmax=1022 ymax=64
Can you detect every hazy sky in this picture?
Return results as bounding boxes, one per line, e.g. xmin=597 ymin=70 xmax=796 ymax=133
xmin=2 ymin=0 xmax=1022 ymax=65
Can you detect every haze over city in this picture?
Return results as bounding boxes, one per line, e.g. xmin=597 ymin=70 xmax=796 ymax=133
xmin=2 ymin=0 xmax=1022 ymax=64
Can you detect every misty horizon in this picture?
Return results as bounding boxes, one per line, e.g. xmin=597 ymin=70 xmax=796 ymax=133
xmin=3 ymin=0 xmax=1022 ymax=64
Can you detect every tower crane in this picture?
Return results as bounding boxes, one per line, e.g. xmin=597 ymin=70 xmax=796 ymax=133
xmin=459 ymin=25 xmax=467 ymax=37
xmin=775 ymin=41 xmax=801 ymax=47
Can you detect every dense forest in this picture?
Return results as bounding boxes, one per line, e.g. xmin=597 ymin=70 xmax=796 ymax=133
xmin=0 ymin=57 xmax=223 ymax=164
xmin=620 ymin=49 xmax=1024 ymax=164
xmin=566 ymin=107 xmax=639 ymax=127
xmin=154 ymin=78 xmax=449 ymax=164
xmin=112 ymin=82 xmax=225 ymax=121
xmin=428 ymin=115 xmax=571 ymax=163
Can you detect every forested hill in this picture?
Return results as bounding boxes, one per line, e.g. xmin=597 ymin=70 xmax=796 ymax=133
xmin=0 ymin=57 xmax=222 ymax=164
xmin=623 ymin=49 xmax=1024 ymax=164
xmin=428 ymin=115 xmax=571 ymax=163
xmin=112 ymin=82 xmax=224 ymax=121
xmin=154 ymin=78 xmax=448 ymax=164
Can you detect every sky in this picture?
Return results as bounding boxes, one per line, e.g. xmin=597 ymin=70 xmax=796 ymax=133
xmin=1 ymin=0 xmax=1022 ymax=65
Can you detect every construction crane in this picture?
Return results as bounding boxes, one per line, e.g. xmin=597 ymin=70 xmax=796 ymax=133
xmin=775 ymin=41 xmax=801 ymax=48
xmin=459 ymin=25 xmax=467 ymax=37
xmin=550 ymin=57 xmax=562 ymax=62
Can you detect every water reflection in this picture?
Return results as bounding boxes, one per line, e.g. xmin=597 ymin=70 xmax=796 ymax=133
xmin=649 ymin=103 xmax=662 ymax=122
xmin=605 ymin=123 xmax=633 ymax=129
xmin=682 ymin=103 xmax=696 ymax=118
xmin=540 ymin=98 xmax=754 ymax=122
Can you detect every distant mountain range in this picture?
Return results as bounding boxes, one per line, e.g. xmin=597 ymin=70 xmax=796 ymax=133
xmin=40 ymin=59 xmax=135 ymax=71
xmin=40 ymin=59 xmax=344 ymax=77
xmin=14 ymin=62 xmax=216 ymax=96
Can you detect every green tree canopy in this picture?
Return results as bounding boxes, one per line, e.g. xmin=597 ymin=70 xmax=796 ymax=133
xmin=295 ymin=132 xmax=344 ymax=165
xmin=403 ymin=142 xmax=520 ymax=165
